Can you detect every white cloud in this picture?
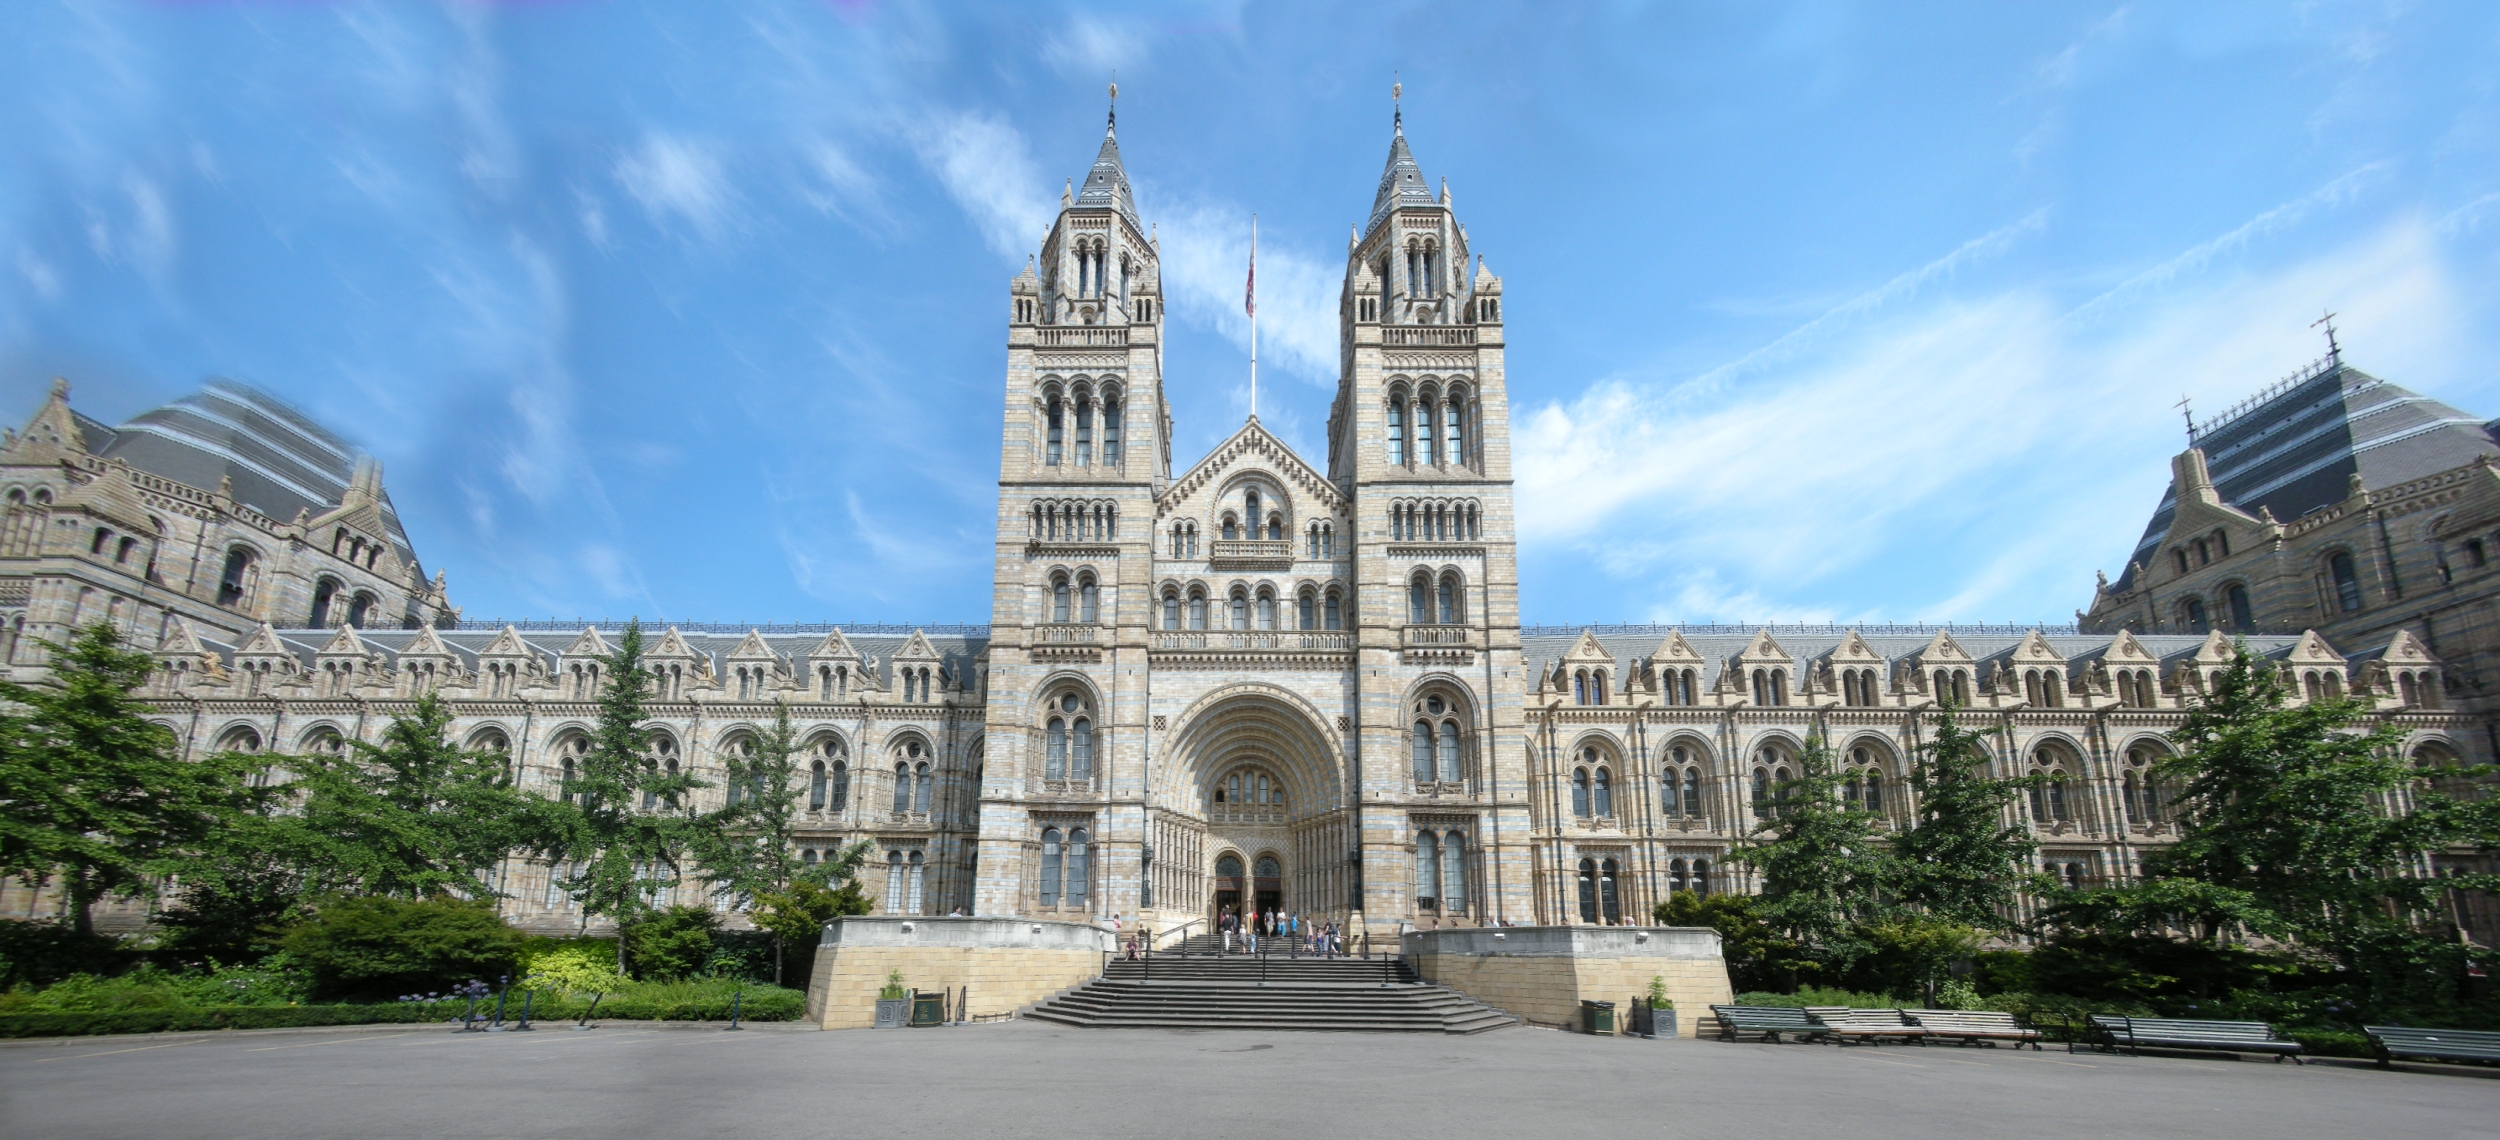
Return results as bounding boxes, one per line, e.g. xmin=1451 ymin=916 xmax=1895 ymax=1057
xmin=1042 ymin=14 xmax=1148 ymax=79
xmin=803 ymin=141 xmax=886 ymax=227
xmin=1149 ymin=196 xmax=1341 ymax=385
xmin=911 ymin=110 xmax=1052 ymax=261
xmin=1517 ymin=212 xmax=2473 ymax=625
xmin=15 ymin=250 xmax=59 ymax=301
xmin=614 ymin=134 xmax=738 ymax=237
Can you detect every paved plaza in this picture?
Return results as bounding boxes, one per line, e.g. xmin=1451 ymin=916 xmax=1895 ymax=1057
xmin=2 ymin=1021 xmax=2493 ymax=1139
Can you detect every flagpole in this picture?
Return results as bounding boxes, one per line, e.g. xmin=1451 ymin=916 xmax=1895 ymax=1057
xmin=1249 ymin=215 xmax=1259 ymax=420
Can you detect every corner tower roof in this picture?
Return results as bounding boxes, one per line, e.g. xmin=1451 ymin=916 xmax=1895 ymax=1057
xmin=1364 ymin=122 xmax=1436 ymax=238
xmin=1074 ymin=119 xmax=1140 ymax=228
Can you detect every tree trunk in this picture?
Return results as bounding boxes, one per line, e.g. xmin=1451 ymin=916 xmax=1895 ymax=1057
xmin=68 ymin=876 xmax=96 ymax=937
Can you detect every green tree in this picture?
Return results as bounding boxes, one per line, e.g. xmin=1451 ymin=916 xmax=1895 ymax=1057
xmin=0 ymin=622 xmax=261 ymax=935
xmin=1891 ymin=703 xmax=2049 ymax=932
xmin=693 ymin=701 xmax=876 ymax=984
xmin=1653 ymin=890 xmax=1807 ymax=993
xmin=283 ymin=692 xmax=562 ymax=899
xmin=1727 ymin=738 xmax=1894 ymax=983
xmin=749 ymin=853 xmax=876 ymax=986
xmin=547 ymin=621 xmax=718 ymax=972
xmin=2045 ymin=645 xmax=2500 ymax=1016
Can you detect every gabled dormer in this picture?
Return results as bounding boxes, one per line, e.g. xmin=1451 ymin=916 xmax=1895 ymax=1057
xmin=151 ymin=614 xmax=225 ymax=691
xmin=314 ymin=625 xmax=378 ymax=697
xmin=475 ymin=624 xmax=539 ymax=699
xmin=805 ymin=628 xmax=865 ymax=702
xmin=1648 ymin=630 xmax=1705 ymax=706
xmin=724 ymin=628 xmax=786 ymax=701
xmin=1725 ymin=630 xmax=1796 ymax=707
xmin=231 ymin=622 xmax=299 ymax=698
xmin=1550 ymin=629 xmax=1617 ymax=707
xmin=643 ymin=626 xmax=698 ymax=701
xmin=1910 ymin=630 xmax=1976 ymax=706
xmin=891 ymin=629 xmax=943 ymax=704
xmin=397 ymin=623 xmax=459 ymax=696
xmin=1822 ymin=630 xmax=1888 ymax=706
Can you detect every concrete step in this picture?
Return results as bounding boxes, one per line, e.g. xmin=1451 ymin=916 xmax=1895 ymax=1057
xmin=1025 ymin=966 xmax=1516 ymax=1034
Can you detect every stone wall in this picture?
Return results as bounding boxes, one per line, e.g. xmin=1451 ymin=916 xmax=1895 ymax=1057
xmin=1402 ymin=925 xmax=1731 ymax=1037
xmin=805 ymin=915 xmax=1113 ymax=1030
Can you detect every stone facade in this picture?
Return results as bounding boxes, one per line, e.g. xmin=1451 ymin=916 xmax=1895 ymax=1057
xmin=2 ymin=117 xmax=2491 ymax=947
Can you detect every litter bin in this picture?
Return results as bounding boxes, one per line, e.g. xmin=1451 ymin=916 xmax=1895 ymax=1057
xmin=1581 ymin=999 xmax=1616 ymax=1035
xmin=911 ymin=991 xmax=945 ymax=1028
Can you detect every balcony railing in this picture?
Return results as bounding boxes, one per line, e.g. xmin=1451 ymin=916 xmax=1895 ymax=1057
xmin=1401 ymin=625 xmax=1476 ymax=648
xmin=1208 ymin=539 xmax=1295 ymax=569
xmin=1153 ymin=631 xmax=1351 ymax=652
xmin=1033 ymin=624 xmax=1099 ymax=644
xmin=1036 ymin=326 xmax=1129 ymax=347
xmin=1382 ymin=326 xmax=1476 ymax=347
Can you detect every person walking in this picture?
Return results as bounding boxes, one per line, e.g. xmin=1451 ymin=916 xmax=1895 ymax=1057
xmin=1221 ymin=909 xmax=1235 ymax=954
xmin=1244 ymin=910 xmax=1260 ymax=955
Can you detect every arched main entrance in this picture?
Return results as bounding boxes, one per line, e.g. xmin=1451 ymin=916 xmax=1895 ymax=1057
xmin=1161 ymin=686 xmax=1350 ymax=931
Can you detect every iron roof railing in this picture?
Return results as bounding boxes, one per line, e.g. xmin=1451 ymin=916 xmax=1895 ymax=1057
xmin=454 ymin=620 xmax=990 ymax=637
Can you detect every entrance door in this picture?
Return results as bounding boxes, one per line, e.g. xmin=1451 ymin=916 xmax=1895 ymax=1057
xmin=1213 ymin=854 xmax=1244 ymax=931
xmin=1253 ymin=855 xmax=1284 ymax=918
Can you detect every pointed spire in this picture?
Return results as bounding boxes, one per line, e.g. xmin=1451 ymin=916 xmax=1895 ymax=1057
xmin=1364 ymin=109 xmax=1437 ymax=239
xmin=1072 ymin=116 xmax=1140 ymax=228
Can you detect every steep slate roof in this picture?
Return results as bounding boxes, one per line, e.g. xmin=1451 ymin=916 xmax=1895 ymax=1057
xmin=1364 ymin=123 xmax=1436 ymax=238
xmin=1520 ymin=625 xmax=2302 ymax=691
xmin=88 ymin=379 xmax=418 ymax=563
xmin=2113 ymin=359 xmax=2500 ymax=590
xmin=1073 ymin=121 xmax=1140 ymax=229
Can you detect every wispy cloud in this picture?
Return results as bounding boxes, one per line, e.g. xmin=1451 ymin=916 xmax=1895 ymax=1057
xmin=1150 ymin=194 xmax=1340 ymax=385
xmin=615 ymin=134 xmax=739 ymax=238
xmin=1042 ymin=13 xmax=1149 ymax=78
xmin=911 ymin=110 xmax=1053 ymax=261
xmin=2070 ymin=162 xmax=2391 ymax=322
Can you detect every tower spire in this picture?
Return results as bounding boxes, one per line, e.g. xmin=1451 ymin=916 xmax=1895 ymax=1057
xmin=1107 ymin=79 xmax=1118 ymax=132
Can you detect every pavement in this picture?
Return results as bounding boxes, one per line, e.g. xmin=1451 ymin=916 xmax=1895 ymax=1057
xmin=1 ymin=1018 xmax=2493 ymax=1139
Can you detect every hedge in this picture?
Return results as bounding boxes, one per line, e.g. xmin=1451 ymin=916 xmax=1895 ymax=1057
xmin=0 ymin=985 xmax=807 ymax=1039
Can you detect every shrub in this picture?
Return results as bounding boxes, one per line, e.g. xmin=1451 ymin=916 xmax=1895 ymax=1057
xmin=624 ymin=906 xmax=719 ymax=981
xmin=0 ymin=962 xmax=308 ymax=1013
xmin=0 ymin=919 xmax=135 ymax=989
xmin=278 ymin=896 xmax=526 ymax=1002
xmin=519 ymin=940 xmax=626 ymax=997
xmin=0 ymin=1002 xmax=442 ymax=1039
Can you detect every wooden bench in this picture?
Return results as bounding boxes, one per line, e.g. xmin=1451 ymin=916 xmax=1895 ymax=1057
xmin=2080 ymin=1015 xmax=2304 ymax=1063
xmin=1806 ymin=1006 xmax=1929 ymax=1045
xmin=1709 ymin=1005 xmax=1833 ymax=1044
xmin=2365 ymin=1025 xmax=2500 ymax=1068
xmin=1907 ymin=1009 xmax=2042 ymax=1049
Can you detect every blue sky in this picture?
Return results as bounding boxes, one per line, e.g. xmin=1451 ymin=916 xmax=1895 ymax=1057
xmin=4 ymin=2 xmax=2498 ymax=629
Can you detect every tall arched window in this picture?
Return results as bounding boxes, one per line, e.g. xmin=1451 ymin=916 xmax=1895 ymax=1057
xmin=216 ymin=547 xmax=253 ymax=608
xmin=1163 ymin=590 xmax=1181 ymax=630
xmin=1408 ymin=574 xmax=1430 ymax=624
xmin=892 ymin=760 xmax=912 ymax=813
xmin=2329 ymin=550 xmax=2364 ymax=612
xmin=2225 ymin=583 xmax=2253 ymax=630
xmin=1256 ymin=590 xmax=1276 ymax=630
xmin=1324 ymin=592 xmax=1342 ymax=630
xmin=1070 ymin=717 xmax=1092 ymax=781
xmin=1577 ymin=858 xmax=1598 ymax=923
xmin=309 ymin=579 xmax=337 ymax=628
xmin=1051 ymin=577 xmax=1071 ymax=623
xmin=1386 ymin=400 xmax=1406 ymax=465
xmin=1078 ymin=575 xmax=1099 ymax=623
xmin=1599 ymin=858 xmax=1622 ymax=924
xmin=1045 ymin=395 xmax=1064 ymax=466
xmin=1412 ymin=722 xmax=1435 ymax=784
xmin=1039 ymin=828 xmax=1062 ymax=906
xmin=1441 ymin=832 xmax=1466 ymax=913
xmin=1444 ymin=393 xmax=1465 ymax=464
xmin=1229 ymin=590 xmax=1249 ymax=630
xmin=1065 ymin=827 xmax=1090 ymax=907
xmin=1189 ymin=590 xmax=1209 ymax=630
xmin=1571 ymin=767 xmax=1592 ymax=818
xmin=1592 ymin=763 xmax=1613 ymax=818
xmin=1417 ymin=395 xmax=1438 ymax=464
xmin=1046 ymin=717 xmax=1068 ymax=780
xmin=1436 ymin=573 xmax=1458 ymax=624
xmin=1437 ymin=721 xmax=1461 ymax=783
xmin=1683 ymin=766 xmax=1703 ymax=819
xmin=913 ymin=760 xmax=932 ymax=813
xmin=1102 ymin=398 xmax=1122 ymax=465
xmin=1073 ymin=395 xmax=1093 ymax=466
xmin=1417 ymin=830 xmax=1441 ymax=908
xmin=1297 ymin=590 xmax=1316 ymax=630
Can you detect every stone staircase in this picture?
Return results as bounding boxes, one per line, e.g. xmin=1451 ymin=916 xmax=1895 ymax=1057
xmin=1023 ymin=953 xmax=1516 ymax=1034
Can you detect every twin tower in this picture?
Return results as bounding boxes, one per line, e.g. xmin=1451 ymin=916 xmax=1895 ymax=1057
xmin=977 ymin=112 xmax=1530 ymax=931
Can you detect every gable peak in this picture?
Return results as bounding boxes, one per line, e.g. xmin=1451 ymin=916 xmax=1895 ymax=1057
xmin=562 ymin=626 xmax=611 ymax=658
xmin=728 ymin=628 xmax=776 ymax=660
xmin=479 ymin=624 xmax=532 ymax=658
xmin=1650 ymin=630 xmax=1701 ymax=662
xmin=808 ymin=628 xmax=859 ymax=660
